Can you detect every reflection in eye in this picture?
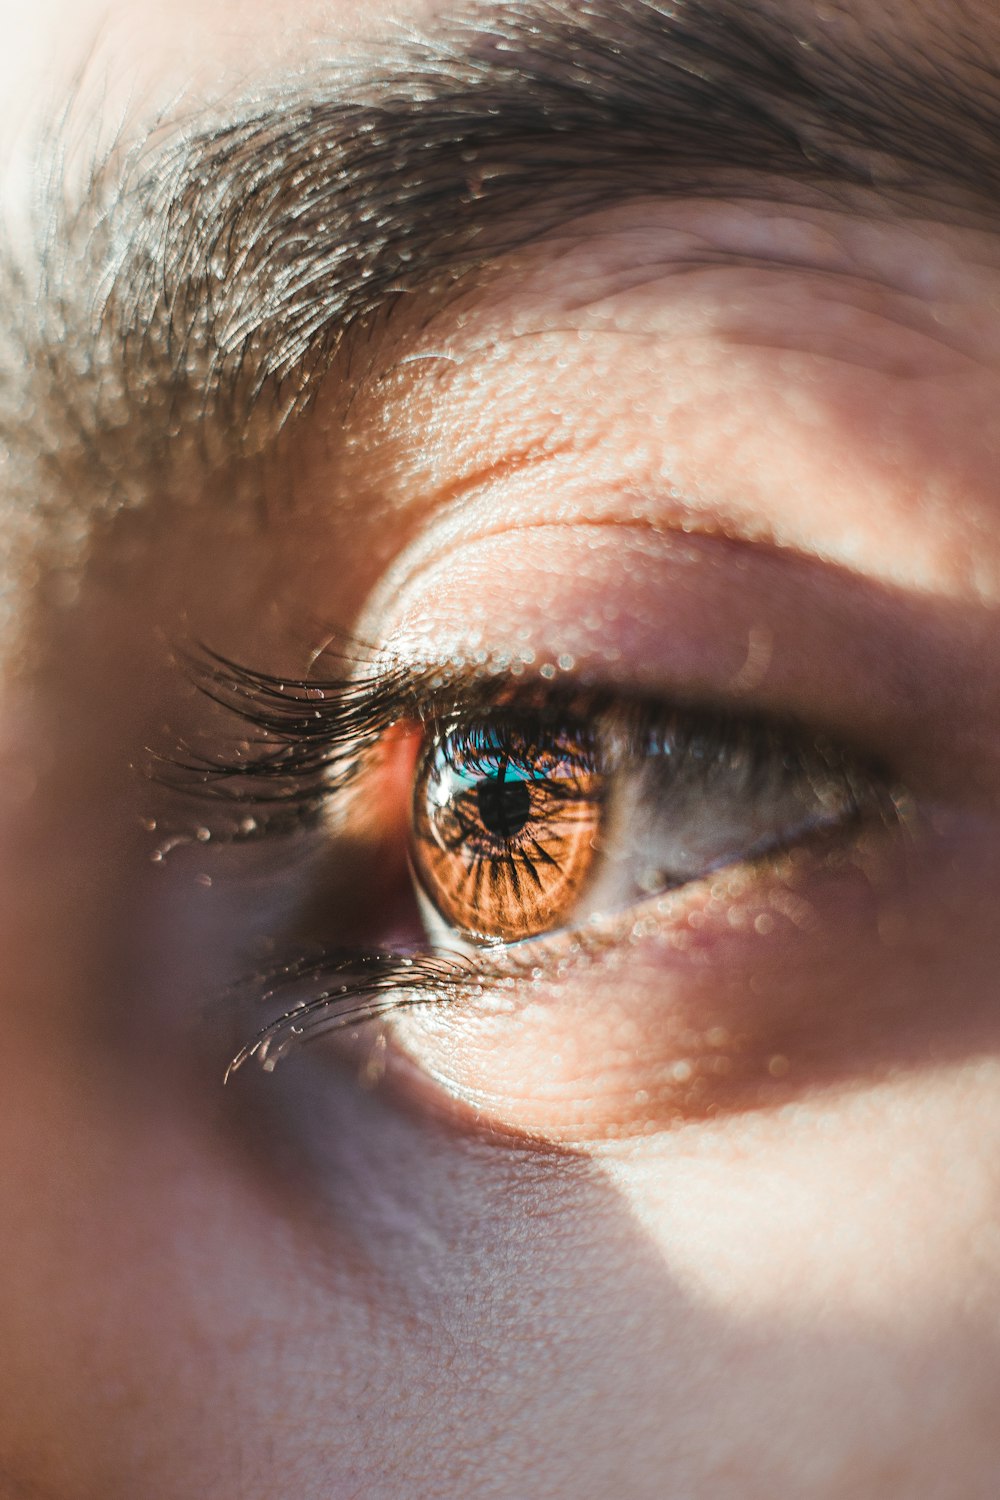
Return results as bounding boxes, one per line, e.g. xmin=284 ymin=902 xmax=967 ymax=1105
xmin=411 ymin=705 xmax=876 ymax=946
xmin=412 ymin=723 xmax=603 ymax=941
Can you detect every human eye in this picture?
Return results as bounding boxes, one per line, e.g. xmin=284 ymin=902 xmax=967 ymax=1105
xmin=409 ymin=692 xmax=883 ymax=947
xmin=173 ymin=577 xmax=910 ymax=1145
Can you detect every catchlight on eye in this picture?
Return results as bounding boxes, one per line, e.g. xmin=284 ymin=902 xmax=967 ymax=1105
xmin=411 ymin=722 xmax=605 ymax=942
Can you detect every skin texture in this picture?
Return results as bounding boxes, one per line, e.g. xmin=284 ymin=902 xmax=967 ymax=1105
xmin=5 ymin=2 xmax=1000 ymax=1497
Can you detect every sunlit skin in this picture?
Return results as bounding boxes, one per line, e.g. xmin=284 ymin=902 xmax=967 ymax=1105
xmin=5 ymin=2 xmax=1000 ymax=1498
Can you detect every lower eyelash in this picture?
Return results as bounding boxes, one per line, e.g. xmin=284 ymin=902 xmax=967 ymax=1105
xmin=222 ymin=797 xmax=902 ymax=1082
xmin=222 ymin=948 xmax=481 ymax=1079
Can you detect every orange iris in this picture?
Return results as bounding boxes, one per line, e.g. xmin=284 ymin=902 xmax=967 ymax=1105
xmin=411 ymin=723 xmax=605 ymax=942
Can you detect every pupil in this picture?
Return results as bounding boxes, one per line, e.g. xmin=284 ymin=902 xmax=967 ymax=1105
xmin=476 ymin=771 xmax=532 ymax=839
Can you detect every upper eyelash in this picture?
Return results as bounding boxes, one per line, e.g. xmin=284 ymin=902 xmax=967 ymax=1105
xmin=163 ymin=641 xmax=589 ymax=828
xmin=165 ymin=643 xmax=416 ymax=806
xmin=164 ymin=640 xmax=889 ymax=831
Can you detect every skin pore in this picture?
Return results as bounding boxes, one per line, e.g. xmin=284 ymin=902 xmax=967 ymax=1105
xmin=5 ymin=1 xmax=1000 ymax=1497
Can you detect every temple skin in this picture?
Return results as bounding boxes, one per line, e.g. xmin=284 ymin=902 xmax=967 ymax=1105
xmin=5 ymin=2 xmax=1000 ymax=1498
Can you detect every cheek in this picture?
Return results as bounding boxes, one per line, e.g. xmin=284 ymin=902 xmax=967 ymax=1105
xmin=607 ymin=1062 xmax=1000 ymax=1331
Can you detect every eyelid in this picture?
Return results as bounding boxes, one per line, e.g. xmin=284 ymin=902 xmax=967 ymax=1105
xmin=173 ymin=633 xmax=894 ymax=835
xmin=176 ymin=517 xmax=984 ymax=833
xmin=369 ymin=520 xmax=1000 ymax=805
xmin=221 ymin=787 xmax=915 ymax=1134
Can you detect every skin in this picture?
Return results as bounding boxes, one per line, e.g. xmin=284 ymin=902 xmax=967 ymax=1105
xmin=4 ymin=2 xmax=1000 ymax=1497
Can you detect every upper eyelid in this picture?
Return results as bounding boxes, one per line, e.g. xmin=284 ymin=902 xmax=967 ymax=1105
xmin=164 ymin=639 xmax=893 ymax=835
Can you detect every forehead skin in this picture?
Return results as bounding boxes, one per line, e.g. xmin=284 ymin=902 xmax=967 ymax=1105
xmin=6 ymin=3 xmax=1000 ymax=1500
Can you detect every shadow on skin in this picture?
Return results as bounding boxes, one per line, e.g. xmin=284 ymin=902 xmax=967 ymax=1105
xmin=219 ymin=1045 xmax=1000 ymax=1500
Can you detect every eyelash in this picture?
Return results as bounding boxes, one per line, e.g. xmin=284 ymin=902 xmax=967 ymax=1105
xmin=167 ymin=643 xmax=420 ymax=825
xmin=168 ymin=642 xmax=897 ymax=1078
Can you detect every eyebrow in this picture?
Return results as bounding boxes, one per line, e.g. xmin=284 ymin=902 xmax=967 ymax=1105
xmin=3 ymin=0 xmax=1000 ymax=568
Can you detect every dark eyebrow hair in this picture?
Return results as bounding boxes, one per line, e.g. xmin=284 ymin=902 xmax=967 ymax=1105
xmin=2 ymin=0 xmax=999 ymax=582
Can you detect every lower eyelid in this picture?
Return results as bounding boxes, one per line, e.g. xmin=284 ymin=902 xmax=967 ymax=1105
xmin=364 ymin=806 xmax=944 ymax=1141
xmin=227 ymin=818 xmax=853 ymax=1089
xmin=510 ymin=800 xmax=893 ymax=960
xmin=230 ymin=791 xmax=1000 ymax=1147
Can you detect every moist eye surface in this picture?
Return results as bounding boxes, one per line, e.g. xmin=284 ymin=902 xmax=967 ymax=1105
xmin=411 ymin=720 xmax=603 ymax=942
xmin=409 ymin=703 xmax=875 ymax=947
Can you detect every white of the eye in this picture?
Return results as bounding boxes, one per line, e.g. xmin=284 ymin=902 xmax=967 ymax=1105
xmin=579 ymin=750 xmax=852 ymax=919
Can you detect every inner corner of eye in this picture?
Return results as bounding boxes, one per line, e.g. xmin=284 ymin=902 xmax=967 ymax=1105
xmin=377 ymin=718 xmax=424 ymax=791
